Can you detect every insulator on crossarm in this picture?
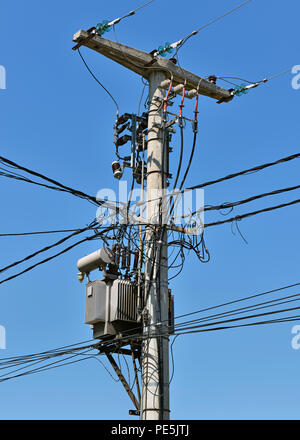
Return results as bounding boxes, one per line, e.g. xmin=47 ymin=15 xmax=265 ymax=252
xmin=208 ymin=75 xmax=217 ymax=84
xmin=160 ymin=79 xmax=172 ymax=90
xmin=173 ymin=84 xmax=185 ymax=95
xmin=187 ymin=89 xmax=198 ymax=98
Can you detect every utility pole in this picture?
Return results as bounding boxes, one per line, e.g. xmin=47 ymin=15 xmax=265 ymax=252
xmin=73 ymin=30 xmax=233 ymax=420
xmin=142 ymin=70 xmax=169 ymax=420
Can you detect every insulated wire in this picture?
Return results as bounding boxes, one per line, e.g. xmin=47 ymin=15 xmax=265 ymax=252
xmin=0 ymin=156 xmax=104 ymax=206
xmin=204 ymin=198 xmax=300 ymax=229
xmin=0 ymin=226 xmax=113 ymax=285
xmin=0 ymin=221 xmax=98 ymax=275
xmin=78 ymin=48 xmax=119 ymax=116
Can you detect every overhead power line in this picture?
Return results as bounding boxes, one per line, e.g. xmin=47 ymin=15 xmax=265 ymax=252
xmin=205 ymin=198 xmax=300 ymax=228
xmin=123 ymin=282 xmax=300 ymax=336
xmin=0 ymin=221 xmax=98 ymax=275
xmin=145 ymin=152 xmax=300 ymax=206
xmin=187 ymin=152 xmax=300 ymax=192
xmin=0 ymin=156 xmax=103 ymax=206
xmin=174 ymin=314 xmax=300 ymax=336
xmin=174 ymin=282 xmax=300 ymax=323
xmin=154 ymin=0 xmax=252 ymax=57
xmin=183 ymin=183 xmax=300 ymax=219
xmin=173 ymin=304 xmax=300 ymax=334
xmin=174 ymin=294 xmax=300 ymax=330
xmin=0 ymin=229 xmax=88 ymax=237
xmin=0 ymin=226 xmax=113 ymax=286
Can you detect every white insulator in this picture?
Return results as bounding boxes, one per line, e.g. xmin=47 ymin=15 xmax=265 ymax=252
xmin=173 ymin=84 xmax=185 ymax=94
xmin=187 ymin=89 xmax=197 ymax=98
xmin=160 ymin=79 xmax=172 ymax=90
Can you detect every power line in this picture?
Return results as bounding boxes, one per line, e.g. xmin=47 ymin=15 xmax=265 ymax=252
xmin=130 ymin=281 xmax=300 ymax=333
xmin=0 ymin=156 xmax=103 ymax=206
xmin=172 ymin=282 xmax=300 ymax=324
xmin=0 ymin=229 xmax=89 ymax=237
xmin=186 ymin=152 xmax=300 ymax=192
xmin=178 ymin=0 xmax=252 ymax=51
xmin=205 ymin=198 xmax=300 ymax=228
xmin=174 ymin=294 xmax=300 ymax=330
xmin=0 ymin=221 xmax=97 ymax=275
xmin=174 ymin=314 xmax=300 ymax=336
xmin=183 ymin=183 xmax=300 ymax=218
xmin=173 ymin=304 xmax=300 ymax=333
xmin=78 ymin=48 xmax=120 ymax=116
xmin=217 ymin=67 xmax=293 ymax=86
xmin=156 ymin=0 xmax=252 ymax=57
xmin=145 ymin=152 xmax=300 ymax=206
xmin=0 ymin=226 xmax=113 ymax=285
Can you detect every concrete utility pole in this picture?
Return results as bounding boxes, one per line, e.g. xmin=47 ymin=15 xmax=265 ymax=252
xmin=142 ymin=70 xmax=169 ymax=420
xmin=73 ymin=30 xmax=232 ymax=420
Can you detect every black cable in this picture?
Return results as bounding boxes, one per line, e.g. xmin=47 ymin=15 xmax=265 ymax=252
xmin=185 ymin=183 xmax=300 ymax=218
xmin=174 ymin=314 xmax=300 ymax=336
xmin=179 ymin=131 xmax=197 ymax=190
xmin=175 ymin=294 xmax=300 ymax=330
xmin=173 ymin=282 xmax=300 ymax=323
xmin=0 ymin=221 xmax=97 ymax=275
xmin=0 ymin=156 xmax=103 ymax=206
xmin=172 ymin=125 xmax=184 ymax=190
xmin=0 ymin=226 xmax=113 ymax=285
xmin=205 ymin=198 xmax=300 ymax=229
xmin=78 ymin=48 xmax=119 ymax=116
xmin=121 ymin=282 xmax=300 ymax=338
xmin=0 ymin=228 xmax=89 ymax=237
xmin=186 ymin=152 xmax=300 ymax=192
xmin=174 ymin=304 xmax=300 ymax=333
xmin=145 ymin=152 xmax=300 ymax=206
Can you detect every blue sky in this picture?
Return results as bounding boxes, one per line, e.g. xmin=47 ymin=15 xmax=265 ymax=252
xmin=0 ymin=0 xmax=299 ymax=420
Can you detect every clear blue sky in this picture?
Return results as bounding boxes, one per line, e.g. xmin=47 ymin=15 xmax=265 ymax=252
xmin=0 ymin=0 xmax=299 ymax=420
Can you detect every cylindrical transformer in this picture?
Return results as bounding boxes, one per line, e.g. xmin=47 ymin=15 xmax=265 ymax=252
xmin=77 ymin=248 xmax=114 ymax=274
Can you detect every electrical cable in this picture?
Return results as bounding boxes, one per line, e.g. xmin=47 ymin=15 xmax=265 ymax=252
xmin=166 ymin=1 xmax=252 ymax=56
xmin=204 ymin=198 xmax=300 ymax=229
xmin=0 ymin=228 xmax=91 ymax=237
xmin=78 ymin=48 xmax=120 ymax=116
xmin=0 ymin=221 xmax=98 ymax=275
xmin=184 ymin=183 xmax=300 ymax=219
xmin=0 ymin=156 xmax=104 ymax=206
xmin=186 ymin=152 xmax=300 ymax=192
xmin=144 ymin=152 xmax=300 ymax=206
xmin=0 ymin=226 xmax=113 ymax=285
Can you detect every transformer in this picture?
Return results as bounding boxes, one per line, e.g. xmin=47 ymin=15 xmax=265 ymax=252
xmin=85 ymin=278 xmax=141 ymax=340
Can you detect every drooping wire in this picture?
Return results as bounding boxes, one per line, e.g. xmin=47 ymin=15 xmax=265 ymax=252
xmin=0 ymin=156 xmax=104 ymax=206
xmin=0 ymin=226 xmax=113 ymax=285
xmin=78 ymin=48 xmax=119 ymax=117
xmin=204 ymin=198 xmax=300 ymax=229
